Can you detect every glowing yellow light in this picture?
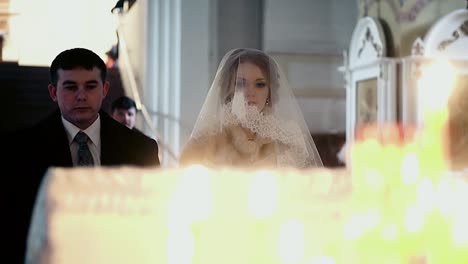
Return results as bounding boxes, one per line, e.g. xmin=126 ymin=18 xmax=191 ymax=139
xmin=33 ymin=162 xmax=468 ymax=262
xmin=401 ymin=153 xmax=420 ymax=185
xmin=450 ymin=181 xmax=468 ymax=247
xmin=436 ymin=178 xmax=454 ymax=217
xmin=315 ymin=170 xmax=334 ymax=195
xmin=167 ymin=166 xmax=213 ymax=228
xmin=452 ymin=180 xmax=468 ymax=205
xmin=344 ymin=209 xmax=381 ymax=240
xmin=167 ymin=229 xmax=195 ymax=264
xmin=309 ymin=255 xmax=336 ymax=264
xmin=452 ymin=211 xmax=468 ymax=247
xmin=278 ymin=219 xmax=305 ymax=264
xmin=247 ymin=171 xmax=279 ymax=219
xmin=416 ymin=178 xmax=436 ymax=213
xmin=404 ymin=206 xmax=425 ymax=232
xmin=362 ymin=168 xmax=385 ymax=191
xmin=382 ymin=224 xmax=398 ymax=241
xmin=418 ymin=60 xmax=457 ymax=114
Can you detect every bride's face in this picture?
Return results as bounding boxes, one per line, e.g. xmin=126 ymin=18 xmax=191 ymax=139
xmin=234 ymin=62 xmax=270 ymax=112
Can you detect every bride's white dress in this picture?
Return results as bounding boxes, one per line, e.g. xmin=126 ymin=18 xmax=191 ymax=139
xmin=180 ymin=125 xmax=277 ymax=168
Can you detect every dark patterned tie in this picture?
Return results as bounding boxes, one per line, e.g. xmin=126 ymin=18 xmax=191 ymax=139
xmin=74 ymin=131 xmax=95 ymax=166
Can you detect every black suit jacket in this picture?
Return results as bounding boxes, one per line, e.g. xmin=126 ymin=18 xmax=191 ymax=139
xmin=5 ymin=109 xmax=159 ymax=263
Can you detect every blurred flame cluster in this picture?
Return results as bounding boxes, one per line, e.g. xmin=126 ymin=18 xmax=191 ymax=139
xmin=346 ymin=120 xmax=468 ymax=263
xmin=336 ymin=60 xmax=468 ymax=263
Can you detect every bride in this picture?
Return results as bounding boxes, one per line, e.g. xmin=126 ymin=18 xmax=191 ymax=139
xmin=180 ymin=48 xmax=323 ymax=168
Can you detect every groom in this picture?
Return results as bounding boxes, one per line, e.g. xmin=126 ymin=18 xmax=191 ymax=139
xmin=5 ymin=47 xmax=159 ymax=262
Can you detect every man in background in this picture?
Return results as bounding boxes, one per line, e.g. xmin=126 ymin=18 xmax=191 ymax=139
xmin=111 ymin=95 xmax=138 ymax=130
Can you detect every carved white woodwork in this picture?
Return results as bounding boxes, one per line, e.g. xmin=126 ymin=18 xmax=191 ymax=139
xmin=401 ymin=8 xmax=468 ymax=125
xmin=424 ymin=9 xmax=468 ymax=59
xmin=340 ymin=17 xmax=398 ymax=144
xmin=411 ymin=37 xmax=425 ymax=56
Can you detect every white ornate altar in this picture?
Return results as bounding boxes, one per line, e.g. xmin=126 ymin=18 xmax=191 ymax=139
xmin=339 ymin=17 xmax=398 ymax=144
xmin=342 ymin=7 xmax=468 ymax=169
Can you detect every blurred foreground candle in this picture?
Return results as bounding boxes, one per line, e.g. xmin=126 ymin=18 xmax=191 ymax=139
xmin=25 ymin=163 xmax=468 ymax=264
xmin=340 ymin=59 xmax=468 ymax=263
xmin=416 ymin=60 xmax=457 ymax=174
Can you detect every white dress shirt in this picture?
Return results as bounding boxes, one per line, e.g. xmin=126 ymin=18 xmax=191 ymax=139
xmin=62 ymin=115 xmax=101 ymax=166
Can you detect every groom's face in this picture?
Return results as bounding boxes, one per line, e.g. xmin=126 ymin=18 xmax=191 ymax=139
xmin=48 ymin=67 xmax=110 ymax=130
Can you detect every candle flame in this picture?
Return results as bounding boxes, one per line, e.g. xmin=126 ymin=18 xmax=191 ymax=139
xmin=278 ymin=219 xmax=305 ymax=264
xmin=247 ymin=171 xmax=279 ymax=219
xmin=418 ymin=60 xmax=457 ymax=115
xmin=167 ymin=165 xmax=213 ymax=228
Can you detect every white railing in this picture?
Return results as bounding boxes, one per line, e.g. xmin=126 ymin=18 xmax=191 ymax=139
xmin=116 ymin=27 xmax=178 ymax=164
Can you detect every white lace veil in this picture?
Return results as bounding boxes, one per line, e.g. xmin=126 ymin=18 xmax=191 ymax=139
xmin=187 ymin=48 xmax=323 ymax=168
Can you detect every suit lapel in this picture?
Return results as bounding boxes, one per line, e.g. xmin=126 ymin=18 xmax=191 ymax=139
xmin=43 ymin=109 xmax=73 ymax=167
xmin=100 ymin=110 xmax=120 ymax=165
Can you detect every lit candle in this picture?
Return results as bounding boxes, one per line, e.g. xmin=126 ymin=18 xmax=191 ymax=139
xmin=416 ymin=60 xmax=456 ymax=176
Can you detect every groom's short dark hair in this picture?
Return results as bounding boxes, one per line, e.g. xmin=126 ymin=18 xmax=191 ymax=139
xmin=50 ymin=48 xmax=107 ymax=86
